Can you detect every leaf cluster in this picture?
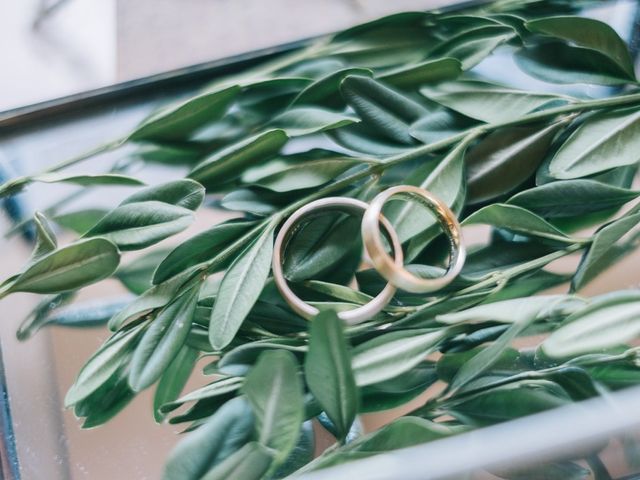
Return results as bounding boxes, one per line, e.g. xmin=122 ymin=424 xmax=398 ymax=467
xmin=3 ymin=1 xmax=640 ymax=478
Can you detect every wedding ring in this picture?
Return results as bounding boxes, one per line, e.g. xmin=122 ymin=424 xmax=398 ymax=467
xmin=272 ymin=197 xmax=403 ymax=325
xmin=361 ymin=185 xmax=465 ymax=294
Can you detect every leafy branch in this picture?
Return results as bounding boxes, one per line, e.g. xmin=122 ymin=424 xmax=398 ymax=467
xmin=2 ymin=1 xmax=640 ymax=479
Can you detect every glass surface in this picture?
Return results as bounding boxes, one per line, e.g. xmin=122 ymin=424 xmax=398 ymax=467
xmin=1 ymin=1 xmax=640 ymax=479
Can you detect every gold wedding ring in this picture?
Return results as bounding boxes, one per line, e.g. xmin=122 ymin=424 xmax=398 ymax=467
xmin=361 ymin=185 xmax=466 ymax=294
xmin=272 ymin=197 xmax=403 ymax=325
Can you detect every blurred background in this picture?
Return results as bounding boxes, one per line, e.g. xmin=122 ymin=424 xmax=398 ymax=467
xmin=0 ymin=0 xmax=458 ymax=113
xmin=1 ymin=1 xmax=639 ymax=479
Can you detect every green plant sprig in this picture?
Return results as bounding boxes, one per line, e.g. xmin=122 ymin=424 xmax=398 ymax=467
xmin=4 ymin=1 xmax=640 ymax=479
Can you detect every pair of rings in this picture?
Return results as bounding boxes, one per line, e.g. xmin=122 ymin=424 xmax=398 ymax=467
xmin=272 ymin=185 xmax=466 ymax=325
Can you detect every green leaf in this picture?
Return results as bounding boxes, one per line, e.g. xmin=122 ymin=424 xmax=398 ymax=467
xmin=37 ymin=297 xmax=129 ymax=330
xmin=450 ymin=319 xmax=536 ymax=391
xmin=53 ymin=209 xmax=109 ymax=235
xmin=242 ymin=150 xmax=359 ymax=193
xmin=548 ymin=107 xmax=640 ymax=179
xmin=220 ymin=188 xmax=280 ymax=216
xmin=428 ymin=25 xmax=515 ymax=70
xmin=16 ymin=292 xmax=74 ymax=341
xmin=129 ymin=284 xmax=199 ymax=391
xmin=84 ymin=201 xmax=193 ymax=251
xmin=304 ymin=280 xmax=372 ymax=306
xmin=436 ymin=295 xmax=579 ymax=325
xmin=508 ymin=180 xmax=640 ymax=218
xmin=153 ymin=220 xmax=255 ymax=284
xmin=129 ymin=85 xmax=240 ymax=141
xmin=342 ymin=416 xmax=454 ymax=452
xmin=273 ymin=421 xmax=315 ymax=478
xmin=283 ymin=213 xmax=361 ymax=283
xmin=331 ymin=24 xmax=435 ymax=69
xmin=420 ymin=80 xmax=569 ymax=123
xmin=242 ymin=350 xmax=304 ymax=465
xmin=448 ymin=379 xmax=570 ymax=426
xmin=377 ymin=58 xmax=462 ymax=89
xmin=409 ymin=108 xmax=476 ymax=145
xmin=116 ymin=249 xmax=172 ymax=294
xmin=573 ymin=212 xmax=640 ymax=291
xmin=437 ymin=346 xmax=519 ymax=383
xmin=161 ymin=376 xmax=244 ymax=413
xmin=388 ymin=140 xmax=466 ymax=242
xmin=463 ymin=204 xmax=572 ymax=243
xmin=209 ymin=226 xmax=274 ymax=350
xmin=30 ymin=172 xmax=145 ymax=187
xmin=74 ymin=368 xmax=135 ymax=429
xmin=305 ymin=311 xmax=359 ymax=441
xmin=361 ymin=361 xmax=437 ymax=413
xmin=271 ymin=107 xmax=358 ymax=136
xmin=31 ymin=211 xmax=57 ymax=260
xmin=162 ymin=396 xmax=254 ymax=480
xmin=6 ymin=238 xmax=120 ymax=295
xmin=188 ymin=129 xmax=288 ymax=187
xmin=466 ymin=122 xmax=564 ymax=205
xmin=340 ymin=75 xmax=426 ymax=145
xmin=542 ymin=291 xmax=640 ymax=358
xmin=515 ymin=41 xmax=634 ymax=85
xmin=237 ymin=77 xmax=312 ymax=116
xmin=330 ymin=123 xmax=413 ymax=155
xmin=65 ymin=323 xmax=144 ymax=406
xmin=352 ymin=329 xmax=447 ymax=386
xmin=216 ymin=339 xmax=307 ymax=376
xmin=291 ymin=68 xmax=373 ymax=107
xmin=306 ymin=417 xmax=455 ymax=471
xmin=200 ymin=442 xmax=273 ymax=480
xmin=526 ymin=16 xmax=635 ymax=79
xmin=153 ymin=346 xmax=198 ymax=423
xmin=122 ymin=179 xmax=205 ymax=211
xmin=136 ymin=143 xmax=204 ymax=166
xmin=109 ymin=266 xmax=200 ymax=331
xmin=332 ymin=11 xmax=430 ymax=42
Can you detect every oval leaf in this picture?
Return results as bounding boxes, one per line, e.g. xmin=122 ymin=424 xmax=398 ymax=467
xmin=153 ymin=346 xmax=199 ymax=422
xmin=209 ymin=226 xmax=274 ymax=350
xmin=129 ymin=284 xmax=200 ymax=391
xmin=420 ymin=80 xmax=568 ymax=123
xmin=304 ymin=311 xmax=359 ymax=441
xmin=242 ymin=350 xmax=304 ymax=465
xmin=508 ymin=179 xmax=640 ymax=218
xmin=466 ymin=122 xmax=564 ymax=205
xmin=162 ymin=396 xmax=255 ymax=480
xmin=84 ymin=201 xmax=194 ymax=251
xmin=340 ymin=75 xmax=427 ymax=145
xmin=65 ymin=324 xmax=143 ymax=406
xmin=526 ymin=16 xmax=635 ymax=79
xmin=543 ymin=292 xmax=640 ymax=358
xmin=188 ymin=130 xmax=288 ymax=187
xmin=31 ymin=172 xmax=145 ymax=188
xmin=548 ymin=107 xmax=640 ymax=179
xmin=7 ymin=238 xmax=120 ymax=295
xmin=271 ymin=107 xmax=358 ymax=136
xmin=572 ymin=212 xmax=640 ymax=291
xmin=129 ymin=85 xmax=240 ymax=141
xmin=122 ymin=179 xmax=205 ymax=211
xmin=352 ymin=329 xmax=446 ymax=386
xmin=463 ymin=204 xmax=572 ymax=243
xmin=153 ymin=220 xmax=255 ymax=284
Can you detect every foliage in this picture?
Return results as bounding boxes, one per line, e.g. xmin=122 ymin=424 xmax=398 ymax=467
xmin=2 ymin=0 xmax=640 ymax=478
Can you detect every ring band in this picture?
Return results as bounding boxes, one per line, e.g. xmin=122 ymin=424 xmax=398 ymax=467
xmin=361 ymin=185 xmax=465 ymax=294
xmin=272 ymin=197 xmax=403 ymax=325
